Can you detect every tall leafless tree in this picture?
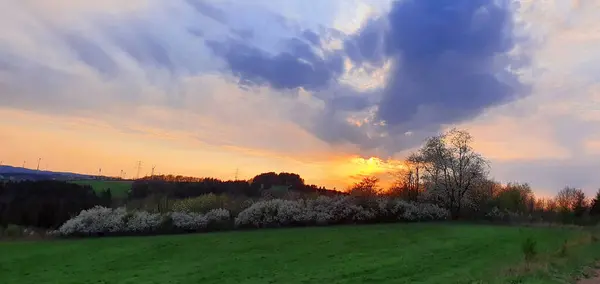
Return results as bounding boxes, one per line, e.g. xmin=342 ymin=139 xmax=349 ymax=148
xmin=408 ymin=128 xmax=489 ymax=219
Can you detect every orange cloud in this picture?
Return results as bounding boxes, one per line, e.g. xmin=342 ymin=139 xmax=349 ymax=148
xmin=0 ymin=107 xmax=405 ymax=189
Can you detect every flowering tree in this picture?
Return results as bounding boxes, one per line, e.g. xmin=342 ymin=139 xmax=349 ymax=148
xmin=408 ymin=129 xmax=489 ymax=219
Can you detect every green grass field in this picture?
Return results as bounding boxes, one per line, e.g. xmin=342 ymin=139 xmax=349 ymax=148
xmin=71 ymin=180 xmax=132 ymax=198
xmin=1 ymin=224 xmax=599 ymax=284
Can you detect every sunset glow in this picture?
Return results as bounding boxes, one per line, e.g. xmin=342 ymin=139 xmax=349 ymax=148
xmin=1 ymin=0 xmax=600 ymax=196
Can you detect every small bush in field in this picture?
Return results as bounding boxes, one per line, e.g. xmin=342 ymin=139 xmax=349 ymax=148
xmin=558 ymin=240 xmax=568 ymax=257
xmin=522 ymin=237 xmax=537 ymax=261
xmin=3 ymin=224 xmax=24 ymax=238
xmin=58 ymin=206 xmax=127 ymax=236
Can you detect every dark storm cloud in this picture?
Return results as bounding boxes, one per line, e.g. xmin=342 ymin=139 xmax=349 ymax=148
xmin=343 ymin=18 xmax=386 ymax=67
xmin=206 ymin=0 xmax=526 ymax=151
xmin=206 ymin=38 xmax=344 ymax=91
xmin=372 ymin=0 xmax=525 ymax=132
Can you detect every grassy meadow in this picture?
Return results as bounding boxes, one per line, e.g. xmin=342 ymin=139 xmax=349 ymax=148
xmin=2 ymin=223 xmax=600 ymax=284
xmin=71 ymin=180 xmax=132 ymax=198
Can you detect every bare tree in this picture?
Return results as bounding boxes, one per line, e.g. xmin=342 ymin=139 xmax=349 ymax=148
xmin=408 ymin=128 xmax=489 ymax=219
xmin=555 ymin=187 xmax=585 ymax=212
xmin=388 ymin=161 xmax=421 ymax=201
xmin=348 ymin=176 xmax=382 ymax=197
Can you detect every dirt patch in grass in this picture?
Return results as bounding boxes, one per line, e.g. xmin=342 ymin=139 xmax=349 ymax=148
xmin=578 ymin=264 xmax=600 ymax=284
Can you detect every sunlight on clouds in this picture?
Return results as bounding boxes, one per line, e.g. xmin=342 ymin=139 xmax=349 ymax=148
xmin=339 ymin=58 xmax=392 ymax=91
xmin=2 ymin=0 xmax=600 ymax=194
xmin=332 ymin=0 xmax=392 ymax=34
xmin=347 ymin=157 xmax=404 ymax=176
xmin=0 ymin=108 xmax=374 ymax=186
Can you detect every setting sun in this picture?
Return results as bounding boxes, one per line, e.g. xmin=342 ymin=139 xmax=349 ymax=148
xmin=327 ymin=156 xmax=407 ymax=189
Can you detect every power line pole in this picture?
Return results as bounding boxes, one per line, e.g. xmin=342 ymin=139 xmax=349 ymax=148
xmin=136 ymin=161 xmax=142 ymax=179
xmin=151 ymin=165 xmax=156 ymax=177
xmin=22 ymin=161 xmax=26 ymax=168
xmin=37 ymin=158 xmax=41 ymax=171
xmin=234 ymin=168 xmax=239 ymax=181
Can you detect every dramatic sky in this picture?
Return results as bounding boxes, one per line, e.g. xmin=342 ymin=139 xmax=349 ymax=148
xmin=1 ymin=0 xmax=599 ymax=195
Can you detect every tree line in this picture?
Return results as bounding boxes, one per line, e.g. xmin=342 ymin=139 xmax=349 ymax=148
xmin=0 ymin=180 xmax=111 ymax=228
xmin=349 ymin=129 xmax=600 ymax=224
xmin=3 ymin=128 xmax=600 ymax=229
xmin=0 ymin=172 xmax=342 ymax=229
xmin=130 ymin=172 xmax=341 ymax=200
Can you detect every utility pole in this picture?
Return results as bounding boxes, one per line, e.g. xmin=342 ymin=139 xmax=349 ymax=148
xmin=37 ymin=158 xmax=41 ymax=171
xmin=151 ymin=165 xmax=156 ymax=178
xmin=22 ymin=161 xmax=26 ymax=168
xmin=136 ymin=161 xmax=142 ymax=179
xmin=234 ymin=168 xmax=239 ymax=181
xmin=120 ymin=169 xmax=124 ymax=179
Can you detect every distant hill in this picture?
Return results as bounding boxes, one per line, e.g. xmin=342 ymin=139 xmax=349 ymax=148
xmin=0 ymin=165 xmax=97 ymax=181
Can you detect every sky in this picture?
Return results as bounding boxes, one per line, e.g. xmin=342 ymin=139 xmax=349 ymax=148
xmin=1 ymin=0 xmax=599 ymax=196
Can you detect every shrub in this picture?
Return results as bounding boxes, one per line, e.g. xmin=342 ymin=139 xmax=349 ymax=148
xmin=1 ymin=224 xmax=24 ymax=238
xmin=415 ymin=203 xmax=451 ymax=221
xmin=304 ymin=196 xmax=374 ymax=225
xmin=0 ymin=224 xmax=51 ymax=239
xmin=485 ymin=207 xmax=505 ymax=222
xmin=124 ymin=211 xmax=162 ymax=233
xmin=57 ymin=206 xmax=233 ymax=236
xmin=170 ymin=212 xmax=208 ymax=232
xmin=126 ymin=195 xmax=173 ymax=213
xmin=558 ymin=240 xmax=568 ymax=257
xmin=485 ymin=207 xmax=528 ymax=224
xmin=58 ymin=206 xmax=127 ymax=236
xmin=172 ymin=194 xmax=229 ymax=213
xmin=234 ymin=197 xmax=448 ymax=228
xmin=56 ymin=196 xmax=448 ymax=237
xmin=372 ymin=199 xmax=450 ymax=222
xmin=204 ymin=208 xmax=232 ymax=229
xmin=522 ymin=237 xmax=537 ymax=261
xmin=235 ymin=199 xmax=308 ymax=228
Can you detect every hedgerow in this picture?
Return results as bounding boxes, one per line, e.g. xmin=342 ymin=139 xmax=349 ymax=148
xmin=54 ymin=196 xmax=449 ymax=237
